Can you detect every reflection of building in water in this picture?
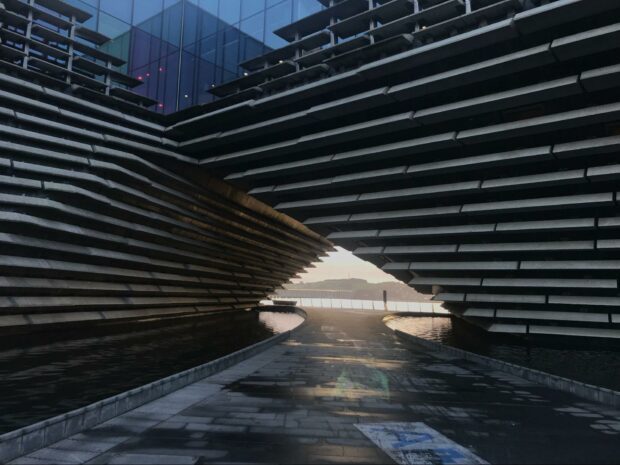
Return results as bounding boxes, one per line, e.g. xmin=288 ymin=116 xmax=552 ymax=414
xmin=71 ymin=0 xmax=322 ymax=112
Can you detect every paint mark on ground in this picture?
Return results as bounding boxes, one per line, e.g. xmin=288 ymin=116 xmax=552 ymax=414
xmin=356 ymin=422 xmax=488 ymax=465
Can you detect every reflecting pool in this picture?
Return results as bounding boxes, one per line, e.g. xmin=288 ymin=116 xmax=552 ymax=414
xmin=387 ymin=316 xmax=620 ymax=392
xmin=0 ymin=309 xmax=302 ymax=434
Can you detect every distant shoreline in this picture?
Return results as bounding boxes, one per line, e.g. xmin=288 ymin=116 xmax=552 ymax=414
xmin=279 ymin=278 xmax=431 ymax=302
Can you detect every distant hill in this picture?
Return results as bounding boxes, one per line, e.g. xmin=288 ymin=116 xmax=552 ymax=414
xmin=276 ymin=278 xmax=431 ymax=302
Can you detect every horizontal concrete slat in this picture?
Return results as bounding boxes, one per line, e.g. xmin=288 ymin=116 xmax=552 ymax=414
xmin=496 ymin=309 xmax=609 ymax=323
xmin=551 ymin=22 xmax=620 ymax=61
xmin=414 ymin=76 xmax=581 ymax=125
xmin=482 ymin=278 xmax=616 ymax=289
xmin=459 ymin=241 xmax=594 ymax=252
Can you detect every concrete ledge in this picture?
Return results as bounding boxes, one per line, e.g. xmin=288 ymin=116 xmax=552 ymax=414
xmin=389 ymin=323 xmax=620 ymax=409
xmin=0 ymin=307 xmax=307 ymax=463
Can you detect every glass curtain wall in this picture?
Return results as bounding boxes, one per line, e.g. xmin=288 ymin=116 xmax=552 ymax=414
xmin=63 ymin=0 xmax=322 ymax=113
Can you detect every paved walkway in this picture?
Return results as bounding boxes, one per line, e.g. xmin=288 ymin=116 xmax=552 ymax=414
xmin=14 ymin=309 xmax=620 ymax=464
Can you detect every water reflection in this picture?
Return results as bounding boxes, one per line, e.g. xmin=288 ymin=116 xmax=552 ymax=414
xmin=387 ymin=316 xmax=620 ymax=392
xmin=0 ymin=309 xmax=301 ymax=434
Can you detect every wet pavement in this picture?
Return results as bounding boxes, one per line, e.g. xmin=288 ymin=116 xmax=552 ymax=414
xmin=13 ymin=308 xmax=620 ymax=464
xmin=0 ymin=311 xmax=288 ymax=434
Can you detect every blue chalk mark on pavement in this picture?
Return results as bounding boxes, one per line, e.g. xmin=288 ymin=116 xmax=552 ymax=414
xmin=356 ymin=422 xmax=489 ymax=465
xmin=391 ymin=431 xmax=433 ymax=448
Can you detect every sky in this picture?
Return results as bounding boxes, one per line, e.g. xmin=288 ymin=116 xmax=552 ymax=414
xmin=292 ymin=247 xmax=398 ymax=283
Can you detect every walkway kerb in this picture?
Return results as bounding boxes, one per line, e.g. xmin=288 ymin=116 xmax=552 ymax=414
xmin=0 ymin=308 xmax=307 ymax=464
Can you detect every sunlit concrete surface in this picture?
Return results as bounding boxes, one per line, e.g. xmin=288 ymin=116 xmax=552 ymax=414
xmin=13 ymin=309 xmax=620 ymax=464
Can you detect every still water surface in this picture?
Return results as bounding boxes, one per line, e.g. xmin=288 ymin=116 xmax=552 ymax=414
xmin=0 ymin=310 xmax=303 ymax=434
xmin=387 ymin=316 xmax=620 ymax=392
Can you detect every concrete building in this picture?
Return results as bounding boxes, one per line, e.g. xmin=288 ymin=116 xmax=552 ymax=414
xmin=0 ymin=0 xmax=330 ymax=333
xmin=2 ymin=0 xmax=620 ymax=339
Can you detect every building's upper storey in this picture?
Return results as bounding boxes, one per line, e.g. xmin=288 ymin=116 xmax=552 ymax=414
xmin=206 ymin=0 xmax=536 ymax=106
xmin=0 ymin=0 xmax=157 ymax=109
xmin=165 ymin=0 xmax=619 ymax=133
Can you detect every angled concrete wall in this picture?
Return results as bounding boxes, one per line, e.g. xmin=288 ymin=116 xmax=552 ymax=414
xmin=3 ymin=0 xmax=620 ymax=339
xmin=0 ymin=71 xmax=329 ymax=333
xmin=170 ymin=0 xmax=620 ymax=339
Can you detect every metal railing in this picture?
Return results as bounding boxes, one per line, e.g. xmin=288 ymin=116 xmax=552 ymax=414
xmin=262 ymin=297 xmax=449 ymax=314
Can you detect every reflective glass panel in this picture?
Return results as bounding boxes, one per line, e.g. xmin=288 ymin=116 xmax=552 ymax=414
xmin=100 ymin=0 xmax=132 ymax=22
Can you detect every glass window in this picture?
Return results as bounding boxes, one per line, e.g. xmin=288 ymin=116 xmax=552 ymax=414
xmin=182 ymin=2 xmax=199 ymax=48
xmin=63 ymin=0 xmax=98 ymax=29
xmin=98 ymin=11 xmax=131 ymax=41
xmin=133 ymin=0 xmax=163 ymax=25
xmin=199 ymin=58 xmax=217 ymax=91
xmin=179 ymin=51 xmax=197 ymax=109
xmin=160 ymin=51 xmax=180 ymax=111
xmin=100 ymin=0 xmax=132 ymax=23
xmin=138 ymin=15 xmax=158 ymax=38
xmin=241 ymin=0 xmax=265 ymax=19
xmin=223 ymin=44 xmax=239 ymax=71
xmin=199 ymin=0 xmax=219 ymax=16
xmin=196 ymin=56 xmax=217 ymax=105
xmin=240 ymin=12 xmax=264 ymax=42
xmin=182 ymin=1 xmax=217 ymax=47
xmin=198 ymin=9 xmax=219 ymax=41
xmin=131 ymin=60 xmax=159 ymax=103
xmin=294 ymin=0 xmax=321 ymax=20
xmin=221 ymin=68 xmax=237 ymax=85
xmin=101 ymin=30 xmax=130 ymax=72
xmin=198 ymin=33 xmax=217 ymax=63
xmin=218 ymin=0 xmax=240 ymax=25
xmin=265 ymin=1 xmax=292 ymax=48
xmin=241 ymin=35 xmax=265 ymax=63
xmin=222 ymin=26 xmax=240 ymax=45
xmin=102 ymin=0 xmax=321 ymax=112
xmin=65 ymin=0 xmax=97 ymax=7
xmin=161 ymin=1 xmax=183 ymax=47
xmin=221 ymin=27 xmax=240 ymax=71
xmin=129 ymin=27 xmax=153 ymax=69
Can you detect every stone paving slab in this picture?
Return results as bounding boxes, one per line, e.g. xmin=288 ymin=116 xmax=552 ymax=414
xmin=12 ymin=309 xmax=620 ymax=464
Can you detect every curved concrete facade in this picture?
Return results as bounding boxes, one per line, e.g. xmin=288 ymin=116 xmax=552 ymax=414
xmin=3 ymin=0 xmax=620 ymax=339
xmin=174 ymin=0 xmax=620 ymax=339
xmin=0 ymin=0 xmax=330 ymax=333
